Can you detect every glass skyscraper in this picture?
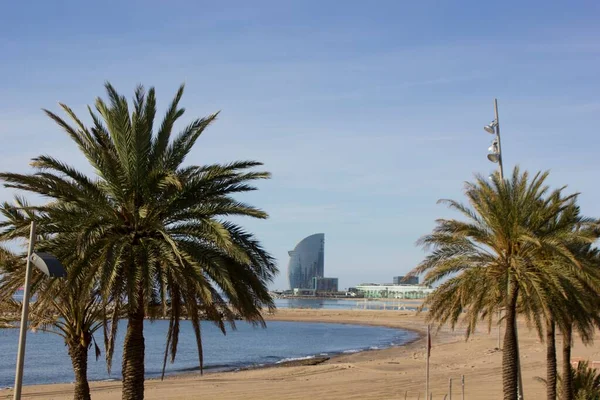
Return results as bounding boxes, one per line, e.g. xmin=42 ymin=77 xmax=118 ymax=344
xmin=287 ymin=233 xmax=325 ymax=290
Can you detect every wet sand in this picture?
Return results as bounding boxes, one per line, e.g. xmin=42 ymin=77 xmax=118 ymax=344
xmin=7 ymin=308 xmax=600 ymax=399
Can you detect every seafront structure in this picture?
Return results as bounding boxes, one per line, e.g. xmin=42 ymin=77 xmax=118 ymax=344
xmin=355 ymin=283 xmax=433 ymax=299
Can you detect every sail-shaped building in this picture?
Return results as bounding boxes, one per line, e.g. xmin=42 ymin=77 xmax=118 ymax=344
xmin=287 ymin=233 xmax=325 ymax=290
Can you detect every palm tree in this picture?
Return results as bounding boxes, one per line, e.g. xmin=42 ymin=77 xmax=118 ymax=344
xmin=537 ymin=360 xmax=600 ymax=400
xmin=0 ymin=83 xmax=278 ymax=400
xmin=0 ymin=262 xmax=104 ymax=400
xmin=523 ymin=264 xmax=600 ymax=400
xmin=571 ymin=361 xmax=600 ymax=400
xmin=0 ymin=204 xmax=108 ymax=400
xmin=408 ymin=167 xmax=595 ymax=400
xmin=516 ymin=217 xmax=600 ymax=400
xmin=557 ymin=243 xmax=600 ymax=400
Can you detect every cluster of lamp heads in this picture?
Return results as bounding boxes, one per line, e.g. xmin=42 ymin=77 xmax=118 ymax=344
xmin=484 ymin=119 xmax=500 ymax=164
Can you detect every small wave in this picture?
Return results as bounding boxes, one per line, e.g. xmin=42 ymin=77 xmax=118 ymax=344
xmin=342 ymin=349 xmax=361 ymax=354
xmin=168 ymin=363 xmax=235 ymax=373
xmin=276 ymin=355 xmax=315 ymax=364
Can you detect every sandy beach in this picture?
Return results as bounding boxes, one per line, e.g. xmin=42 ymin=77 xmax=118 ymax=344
xmin=7 ymin=308 xmax=600 ymax=399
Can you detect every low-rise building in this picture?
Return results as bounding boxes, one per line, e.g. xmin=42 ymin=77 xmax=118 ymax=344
xmin=312 ymin=277 xmax=338 ymax=292
xmin=355 ymin=283 xmax=433 ymax=299
xmin=393 ymin=275 xmax=419 ymax=285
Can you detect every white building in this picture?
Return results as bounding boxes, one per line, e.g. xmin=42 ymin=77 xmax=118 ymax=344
xmin=355 ymin=284 xmax=434 ymax=299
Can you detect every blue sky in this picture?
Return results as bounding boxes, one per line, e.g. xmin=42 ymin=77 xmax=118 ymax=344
xmin=1 ymin=1 xmax=599 ymax=290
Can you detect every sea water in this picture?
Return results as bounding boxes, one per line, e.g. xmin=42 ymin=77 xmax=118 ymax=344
xmin=0 ymin=320 xmax=416 ymax=388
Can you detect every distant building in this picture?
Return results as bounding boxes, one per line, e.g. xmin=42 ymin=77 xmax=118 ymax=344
xmin=288 ymin=233 xmax=325 ymax=290
xmin=355 ymin=284 xmax=433 ymax=299
xmin=393 ymin=276 xmax=419 ymax=285
xmin=293 ymin=288 xmax=317 ymax=296
xmin=312 ymin=277 xmax=339 ymax=292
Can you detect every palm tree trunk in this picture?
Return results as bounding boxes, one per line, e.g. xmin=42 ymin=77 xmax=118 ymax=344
xmin=562 ymin=323 xmax=573 ymax=400
xmin=122 ymin=294 xmax=145 ymax=400
xmin=68 ymin=343 xmax=91 ymax=400
xmin=546 ymin=318 xmax=557 ymax=400
xmin=502 ymin=282 xmax=519 ymax=400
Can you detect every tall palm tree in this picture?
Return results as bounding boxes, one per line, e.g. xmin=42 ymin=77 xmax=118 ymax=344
xmin=537 ymin=360 xmax=600 ymax=400
xmin=0 ymin=259 xmax=104 ymax=400
xmin=0 ymin=83 xmax=278 ymax=400
xmin=558 ymin=242 xmax=600 ymax=400
xmin=408 ymin=168 xmax=595 ymax=400
xmin=523 ymin=261 xmax=600 ymax=400
xmin=570 ymin=361 xmax=600 ymax=400
xmin=516 ymin=216 xmax=600 ymax=400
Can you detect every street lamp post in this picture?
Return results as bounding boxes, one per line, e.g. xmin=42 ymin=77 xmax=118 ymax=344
xmin=13 ymin=221 xmax=66 ymax=400
xmin=485 ymin=101 xmax=504 ymax=351
xmin=484 ymin=98 xmax=524 ymax=400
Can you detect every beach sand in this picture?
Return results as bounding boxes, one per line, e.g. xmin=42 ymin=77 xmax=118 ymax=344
xmin=8 ymin=308 xmax=600 ymax=399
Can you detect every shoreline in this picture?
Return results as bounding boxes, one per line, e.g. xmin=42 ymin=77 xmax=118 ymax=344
xmin=3 ymin=309 xmax=429 ymax=399
xmin=223 ymin=312 xmax=424 ymax=374
xmin=6 ymin=308 xmax=600 ymax=399
xmin=142 ymin=310 xmax=426 ymax=379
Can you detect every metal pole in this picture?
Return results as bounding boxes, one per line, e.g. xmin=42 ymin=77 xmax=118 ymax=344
xmin=461 ymin=375 xmax=465 ymax=400
xmin=13 ymin=221 xmax=37 ymax=400
xmin=494 ymin=98 xmax=504 ymax=178
xmin=449 ymin=378 xmax=452 ymax=400
xmin=426 ymin=324 xmax=430 ymax=399
xmin=494 ymin=99 xmax=524 ymax=400
xmin=495 ymin=98 xmax=504 ymax=352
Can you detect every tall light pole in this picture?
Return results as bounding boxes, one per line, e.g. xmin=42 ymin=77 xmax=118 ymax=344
xmin=484 ymin=101 xmax=504 ymax=351
xmin=13 ymin=221 xmax=66 ymax=400
xmin=484 ymin=98 xmax=524 ymax=400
